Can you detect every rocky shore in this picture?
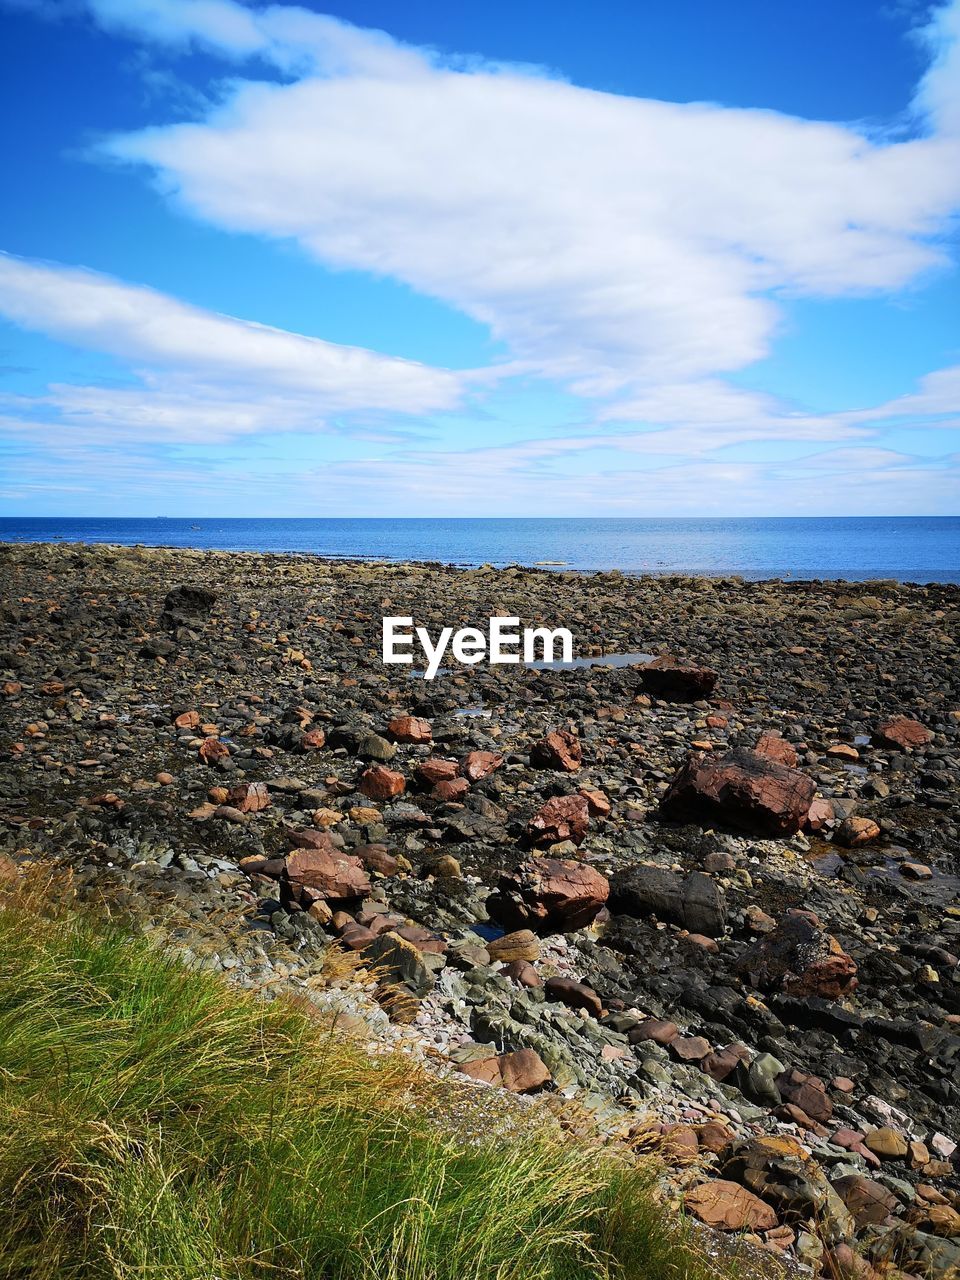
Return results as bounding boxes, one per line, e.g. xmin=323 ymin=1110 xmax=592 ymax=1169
xmin=1 ymin=541 xmax=958 ymax=1277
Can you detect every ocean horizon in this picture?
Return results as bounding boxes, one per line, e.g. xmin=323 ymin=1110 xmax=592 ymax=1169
xmin=1 ymin=516 xmax=957 ymax=584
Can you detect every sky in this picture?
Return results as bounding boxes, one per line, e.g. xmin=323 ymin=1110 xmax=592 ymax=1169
xmin=0 ymin=0 xmax=958 ymax=516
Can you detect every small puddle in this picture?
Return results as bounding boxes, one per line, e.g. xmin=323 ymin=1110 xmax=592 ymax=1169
xmin=472 ymin=922 xmax=505 ymax=942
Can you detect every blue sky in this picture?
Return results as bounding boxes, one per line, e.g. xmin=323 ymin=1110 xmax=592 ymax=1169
xmin=0 ymin=0 xmax=958 ymax=515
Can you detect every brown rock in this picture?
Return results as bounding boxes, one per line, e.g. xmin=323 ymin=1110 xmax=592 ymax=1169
xmin=901 ymin=862 xmax=933 ymax=880
xmin=671 ymin=1035 xmax=711 ymax=1062
xmin=528 ymin=793 xmax=590 ymax=846
xmin=579 ymin=786 xmax=612 ymax=816
xmin=498 ymin=1047 xmax=552 ymax=1093
xmin=864 ymin=1127 xmax=909 ymax=1160
xmin=874 ymin=716 xmax=933 ymax=751
xmin=826 ymin=743 xmax=860 ymax=761
xmin=659 ymin=747 xmax=816 ymax=837
xmin=461 ymin=750 xmax=503 ymax=782
xmin=778 ymin=1069 xmax=833 ymax=1123
xmin=832 ymin=1174 xmax=899 ymax=1227
xmin=388 ymin=715 xmax=432 ymax=744
xmin=835 ymin=816 xmax=881 ymax=847
xmin=355 ymin=844 xmax=399 ymax=876
xmin=415 ymin=758 xmax=459 ymax=786
xmin=530 ymin=729 xmax=582 ymax=772
xmin=756 ymin=732 xmax=798 ymax=768
xmin=283 ymin=838 xmax=371 ymax=903
xmin=488 ymin=856 xmax=609 ymax=933
xmin=700 ymin=1043 xmax=751 ymax=1082
xmin=628 ymin=1018 xmax=680 ymax=1047
xmin=640 ymin=657 xmax=719 ymax=701
xmin=300 ymin=727 xmax=326 ymax=750
xmin=198 ymin=737 xmax=230 ymax=764
xmin=544 ymin=976 xmax=602 ymax=1017
xmin=359 ymin=765 xmax=405 ymax=800
xmin=804 ymin=798 xmax=835 ymax=832
xmin=502 ymin=959 xmax=541 ymax=988
xmin=226 ymin=782 xmax=271 ymax=813
xmin=739 ymin=914 xmax=858 ymax=1000
xmin=174 ymin=710 xmax=200 ymax=729
xmin=487 ymin=929 xmax=540 ymax=963
xmin=684 ymin=1180 xmax=778 ymax=1232
xmin=432 ymin=778 xmax=470 ymax=802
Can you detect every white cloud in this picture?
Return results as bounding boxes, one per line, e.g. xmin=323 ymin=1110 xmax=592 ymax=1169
xmin=84 ymin=0 xmax=960 ymax=410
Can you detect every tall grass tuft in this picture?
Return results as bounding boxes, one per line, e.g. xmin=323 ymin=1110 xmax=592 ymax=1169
xmin=0 ymin=873 xmax=740 ymax=1280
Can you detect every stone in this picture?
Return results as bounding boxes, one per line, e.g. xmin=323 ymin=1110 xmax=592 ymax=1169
xmin=835 ymin=817 xmax=881 ymax=848
xmin=544 ymin=976 xmax=603 ymax=1017
xmin=487 ymin=930 xmax=540 ymax=963
xmin=174 ymin=710 xmax=201 ymax=729
xmin=579 ymin=787 xmax=611 ymax=816
xmin=777 ymin=1069 xmax=833 ymax=1123
xmin=502 ymin=959 xmax=541 ymax=988
xmin=530 ymin=729 xmax=582 ymax=772
xmin=864 ymin=1127 xmax=909 ymax=1160
xmin=225 ymin=781 xmax=271 ymax=813
xmin=610 ymin=866 xmax=726 ymax=937
xmin=359 ymin=765 xmax=406 ymax=801
xmin=659 ymin=747 xmax=816 ymax=837
xmin=720 ymin=1135 xmax=855 ymax=1243
xmin=487 ymin=857 xmax=609 ymax=934
xmin=628 ymin=1019 xmax=680 ymax=1047
xmin=831 ymin=1174 xmax=899 ymax=1227
xmin=739 ymin=914 xmax=858 ymax=1000
xmin=283 ymin=839 xmax=371 ymax=904
xmin=198 ymin=737 xmax=230 ymax=765
xmin=498 ymin=1048 xmax=551 ymax=1092
xmin=804 ymin=798 xmax=835 ymax=832
xmin=671 ymin=1035 xmax=711 ymax=1062
xmin=684 ymin=1180 xmax=778 ymax=1232
xmin=163 ymin=584 xmax=216 ymax=616
xmin=827 ymin=743 xmax=860 ymax=761
xmin=528 ymin=794 xmax=590 ymax=846
xmin=700 ymin=1043 xmax=751 ymax=1082
xmin=433 ymin=778 xmax=470 ymax=802
xmin=901 ymin=862 xmax=933 ymax=880
xmin=355 ymin=844 xmax=399 ymax=876
xmin=366 ymin=930 xmax=433 ymax=997
xmin=415 ymin=758 xmax=459 ymax=786
xmin=755 ymin=732 xmax=799 ymax=768
xmin=387 ymin=715 xmax=432 ymax=744
xmin=640 ymin=657 xmax=718 ymax=701
xmin=874 ymin=716 xmax=933 ymax=751
xmin=461 ymin=750 xmax=503 ymax=782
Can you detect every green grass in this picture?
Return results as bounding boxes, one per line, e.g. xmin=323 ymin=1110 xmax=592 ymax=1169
xmin=0 ymin=875 xmax=738 ymax=1280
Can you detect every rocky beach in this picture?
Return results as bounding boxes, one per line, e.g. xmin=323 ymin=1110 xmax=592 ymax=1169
xmin=1 ymin=540 xmax=958 ymax=1278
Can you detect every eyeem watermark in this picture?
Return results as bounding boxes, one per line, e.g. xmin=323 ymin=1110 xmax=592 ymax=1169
xmin=383 ymin=616 xmax=573 ymax=680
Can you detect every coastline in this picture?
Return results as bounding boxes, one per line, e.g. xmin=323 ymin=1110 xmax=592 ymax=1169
xmin=2 ymin=540 xmax=959 ymax=1272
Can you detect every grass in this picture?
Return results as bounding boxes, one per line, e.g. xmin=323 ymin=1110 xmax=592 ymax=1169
xmin=0 ymin=872 xmax=742 ymax=1280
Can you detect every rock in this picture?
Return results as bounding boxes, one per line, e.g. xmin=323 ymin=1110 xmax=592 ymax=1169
xmin=163 ymin=584 xmax=216 ymax=616
xmin=901 ymin=862 xmax=933 ymax=880
xmin=359 ymin=766 xmax=406 ymax=801
xmin=755 ymin=732 xmax=799 ymax=768
xmin=356 ymin=732 xmax=396 ymax=762
xmin=628 ymin=1019 xmax=679 ymax=1047
xmin=487 ymin=930 xmax=539 ymax=963
xmin=826 ymin=743 xmax=860 ymax=761
xmin=874 ymin=716 xmax=933 ymax=751
xmin=804 ymin=798 xmax=835 ymax=832
xmin=428 ymin=853 xmax=462 ymax=878
xmin=140 ymin=636 xmax=176 ymax=659
xmin=530 ymin=729 xmax=582 ymax=772
xmin=671 ymin=1035 xmax=711 ymax=1062
xmin=416 ymin=758 xmax=459 ymax=786
xmin=720 ymin=1135 xmax=856 ymax=1243
xmin=777 ymin=1068 xmax=833 ymax=1122
xmin=487 ymin=857 xmax=609 ymax=934
xmin=579 ymin=786 xmax=611 ymax=816
xmin=225 ymin=782 xmax=271 ymax=813
xmin=864 ymin=1127 xmax=909 ymax=1160
xmin=432 ymin=778 xmax=470 ymax=802
xmin=387 ymin=715 xmax=432 ymax=744
xmin=282 ymin=839 xmax=371 ymax=904
xmin=640 ymin=657 xmax=718 ymax=701
xmin=356 ymin=844 xmax=399 ymax=876
xmin=659 ymin=747 xmax=816 ymax=837
xmin=831 ymin=1174 xmax=899 ymax=1227
xmin=498 ymin=1048 xmax=552 ymax=1093
xmin=461 ymin=750 xmax=503 ymax=782
xmin=739 ymin=914 xmax=858 ymax=1000
xmin=700 ymin=1043 xmax=751 ymax=1082
xmin=366 ymin=930 xmax=433 ymax=997
xmin=528 ymin=794 xmax=590 ymax=846
xmin=544 ymin=976 xmax=602 ymax=1017
xmin=502 ymin=959 xmax=541 ymax=988
xmin=684 ymin=1180 xmax=778 ymax=1232
xmin=610 ymin=866 xmax=726 ymax=937
xmin=198 ymin=737 xmax=230 ymax=765
xmin=835 ymin=816 xmax=881 ymax=848
xmin=174 ymin=710 xmax=201 ymax=729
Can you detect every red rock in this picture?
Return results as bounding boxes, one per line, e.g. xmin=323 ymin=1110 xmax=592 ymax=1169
xmin=777 ymin=1068 xmax=833 ymax=1122
xmin=198 ymin=737 xmax=230 ymax=764
xmin=300 ymin=727 xmax=326 ymax=750
xmin=226 ymin=782 xmax=271 ymax=813
xmin=874 ymin=716 xmax=932 ymax=751
xmin=528 ymin=793 xmax=590 ymax=846
xmin=834 ymin=816 xmax=880 ymax=847
xmin=804 ymin=798 xmax=835 ymax=832
xmin=488 ymin=856 xmax=609 ymax=933
xmin=530 ymin=729 xmax=582 ymax=772
xmin=461 ymin=750 xmax=503 ymax=782
xmin=174 ymin=710 xmax=200 ymax=729
xmin=659 ymin=747 xmax=816 ymax=837
xmin=579 ymin=786 xmax=611 ymax=816
xmin=628 ymin=1018 xmax=679 ymax=1047
xmin=755 ymin=732 xmax=798 ymax=768
xmin=415 ymin=758 xmax=459 ymax=786
xmin=700 ymin=1043 xmax=751 ymax=1082
xmin=355 ymin=844 xmax=399 ymax=876
xmin=740 ymin=914 xmax=857 ymax=1000
xmin=359 ymin=765 xmax=406 ymax=800
xmin=832 ymin=1175 xmax=899 ymax=1227
xmin=826 ymin=743 xmax=859 ymax=761
xmin=901 ymin=862 xmax=933 ymax=880
xmin=684 ymin=1180 xmax=778 ymax=1232
xmin=432 ymin=778 xmax=470 ymax=802
xmin=640 ymin=657 xmax=718 ymax=701
xmin=388 ymin=715 xmax=432 ymax=744
xmin=671 ymin=1035 xmax=711 ymax=1062
xmin=697 ymin=1121 xmax=736 ymax=1154
xmin=502 ymin=959 xmax=541 ymax=988
xmin=283 ymin=841 xmax=370 ymax=903
xmin=544 ymin=976 xmax=602 ymax=1017
xmin=686 ymin=932 xmax=719 ymax=953
xmin=460 ymin=1048 xmax=551 ymax=1093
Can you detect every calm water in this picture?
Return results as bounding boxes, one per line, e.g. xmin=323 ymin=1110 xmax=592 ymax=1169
xmin=1 ymin=517 xmax=958 ymax=583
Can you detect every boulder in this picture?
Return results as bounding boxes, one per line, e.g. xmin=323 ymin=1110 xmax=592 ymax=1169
xmin=416 ymin=758 xmax=459 ymax=786
xmin=282 ymin=841 xmax=371 ymax=904
xmin=530 ymin=729 xmax=582 ymax=772
xmin=659 ymin=747 xmax=816 ymax=837
xmin=639 ymin=657 xmax=718 ymax=701
xmin=387 ymin=715 xmax=432 ymax=744
xmin=831 ymin=1174 xmax=899 ymax=1227
xmin=528 ymin=794 xmax=590 ymax=846
xmin=487 ymin=857 xmax=609 ymax=934
xmin=720 ymin=1135 xmax=856 ymax=1243
xmin=684 ymin=1180 xmax=778 ymax=1232
xmin=739 ymin=914 xmax=857 ymax=1001
xmin=834 ymin=816 xmax=880 ymax=848
xmin=486 ymin=930 xmax=539 ymax=963
xmin=610 ymin=866 xmax=726 ymax=937
xmin=874 ymin=716 xmax=932 ymax=751
xmin=755 ymin=732 xmax=799 ymax=768
xmin=359 ymin=765 xmax=406 ymax=800
xmin=544 ymin=976 xmax=602 ymax=1017
xmin=458 ymin=1048 xmax=552 ymax=1094
xmin=461 ymin=750 xmax=503 ymax=782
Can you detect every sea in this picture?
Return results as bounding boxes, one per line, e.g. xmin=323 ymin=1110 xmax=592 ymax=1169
xmin=1 ymin=517 xmax=958 ymax=584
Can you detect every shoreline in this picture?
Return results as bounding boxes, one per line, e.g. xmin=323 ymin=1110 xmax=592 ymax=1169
xmin=1 ymin=540 xmax=958 ymax=1272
